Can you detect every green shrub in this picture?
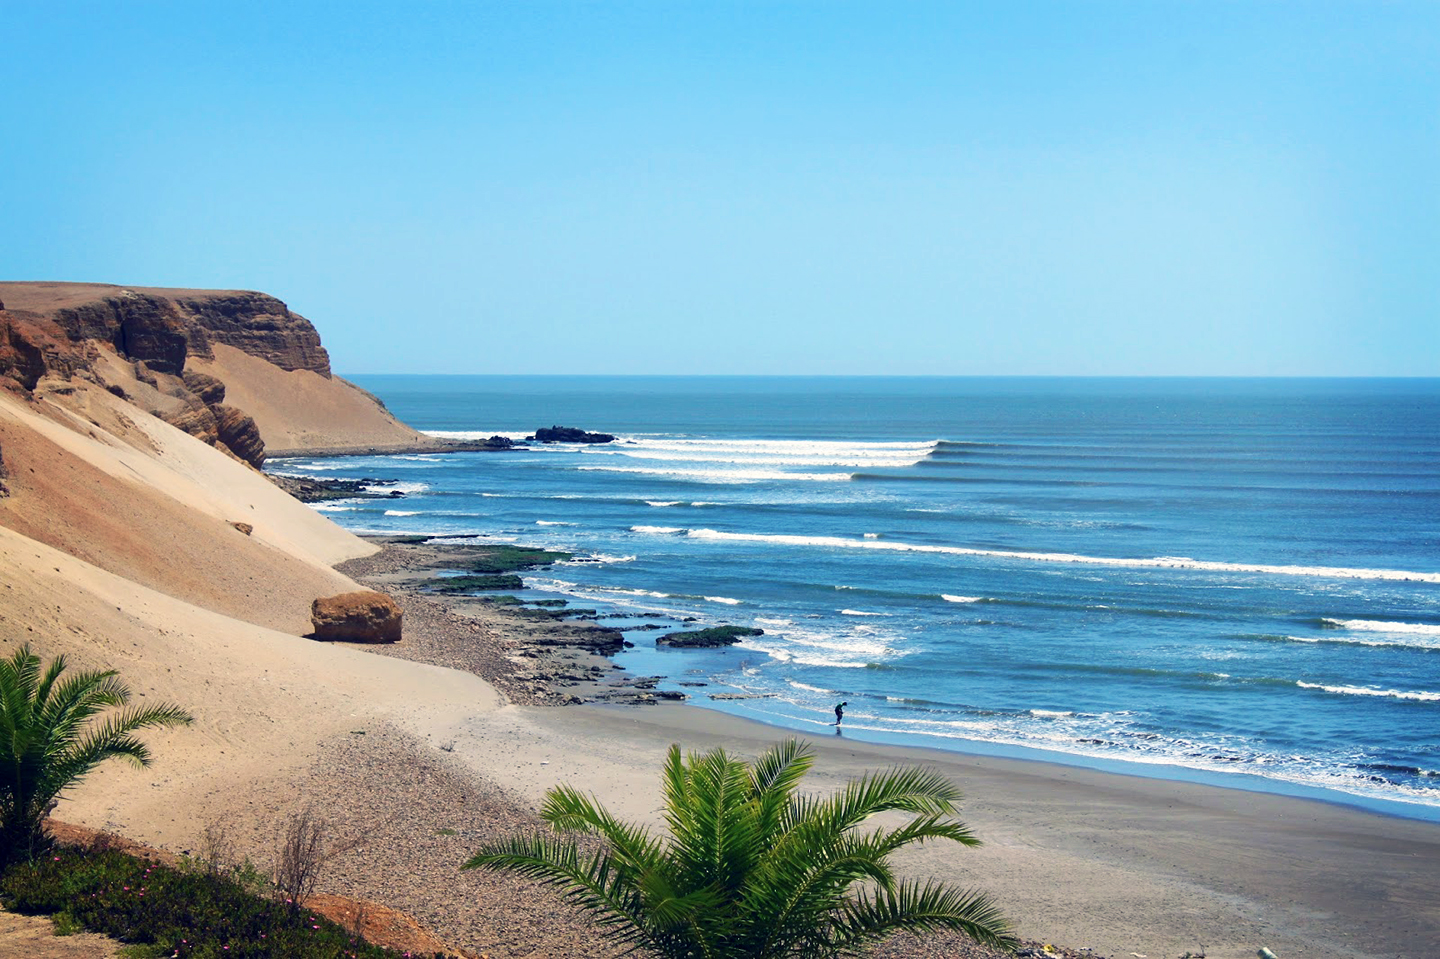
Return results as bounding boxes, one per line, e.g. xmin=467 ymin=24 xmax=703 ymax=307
xmin=0 ymin=844 xmax=436 ymax=958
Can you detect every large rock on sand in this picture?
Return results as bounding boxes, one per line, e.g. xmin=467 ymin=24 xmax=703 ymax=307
xmin=311 ymin=591 xmax=403 ymax=643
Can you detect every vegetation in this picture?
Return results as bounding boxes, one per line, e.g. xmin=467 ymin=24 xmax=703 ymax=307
xmin=464 ymin=546 xmax=573 ymax=573
xmin=464 ymin=739 xmax=1016 ymax=959
xmin=424 ymin=573 xmax=524 ymax=593
xmin=0 ymin=645 xmax=193 ymax=867
xmin=656 ymin=625 xmax=765 ymax=648
xmin=0 ymin=841 xmax=429 ymax=957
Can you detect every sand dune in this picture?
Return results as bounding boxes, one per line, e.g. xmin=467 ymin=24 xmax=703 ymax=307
xmin=190 ymin=344 xmax=437 ymax=454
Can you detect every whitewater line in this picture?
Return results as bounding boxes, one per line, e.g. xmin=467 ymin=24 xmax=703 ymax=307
xmin=678 ymin=529 xmax=1440 ymax=584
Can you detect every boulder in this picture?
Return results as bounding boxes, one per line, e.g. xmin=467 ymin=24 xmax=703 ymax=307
xmin=310 ymin=591 xmax=403 ymax=643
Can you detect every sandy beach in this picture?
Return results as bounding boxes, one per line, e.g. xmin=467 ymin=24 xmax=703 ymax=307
xmin=311 ymin=540 xmax=1440 ymax=959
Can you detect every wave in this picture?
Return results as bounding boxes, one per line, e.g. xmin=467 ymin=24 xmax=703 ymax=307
xmin=564 ymin=553 xmax=636 ymax=565
xmin=646 ymin=501 xmax=684 ymax=507
xmin=579 ymin=466 xmax=852 ymax=483
xmin=1297 ymin=682 xmax=1440 ymax=702
xmin=632 ymin=525 xmax=685 ymax=534
xmin=423 ymin=430 xmax=531 ymax=441
xmin=941 ymin=594 xmax=984 ymax=604
xmin=362 ymin=481 xmax=429 ymax=494
xmin=704 ymin=596 xmax=743 ymax=605
xmin=535 ymin=520 xmax=575 ymax=526
xmin=1322 ymin=619 xmax=1440 ymax=636
xmin=681 ymin=528 xmax=1440 ymax=583
xmin=840 ymin=609 xmax=888 ymax=617
xmin=599 ymin=450 xmax=930 ymax=468
xmin=383 ymin=509 xmax=420 ymax=516
xmin=1250 ymin=633 xmax=1440 ymax=652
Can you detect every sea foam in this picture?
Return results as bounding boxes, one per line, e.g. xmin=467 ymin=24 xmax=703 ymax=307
xmin=683 ymin=529 xmax=1440 ymax=584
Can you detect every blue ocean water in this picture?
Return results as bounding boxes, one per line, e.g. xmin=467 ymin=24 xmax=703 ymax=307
xmin=273 ymin=376 xmax=1440 ymax=819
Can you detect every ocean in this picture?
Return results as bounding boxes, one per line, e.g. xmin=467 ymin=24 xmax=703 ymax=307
xmin=271 ymin=376 xmax=1440 ymax=820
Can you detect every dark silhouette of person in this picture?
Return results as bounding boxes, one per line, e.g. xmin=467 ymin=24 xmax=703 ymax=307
xmin=834 ymin=701 xmax=848 ymax=725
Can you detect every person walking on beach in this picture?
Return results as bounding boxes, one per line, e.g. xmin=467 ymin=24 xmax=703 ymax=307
xmin=834 ymin=701 xmax=848 ymax=726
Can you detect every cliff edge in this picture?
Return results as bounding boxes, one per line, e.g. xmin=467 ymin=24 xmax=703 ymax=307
xmin=0 ymin=281 xmax=437 ymax=462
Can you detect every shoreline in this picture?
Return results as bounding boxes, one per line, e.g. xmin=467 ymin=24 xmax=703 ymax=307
xmin=324 ymin=536 xmax=1440 ymax=958
xmin=339 ymin=533 xmax=1440 ymax=826
xmin=439 ymin=703 xmax=1440 ymax=959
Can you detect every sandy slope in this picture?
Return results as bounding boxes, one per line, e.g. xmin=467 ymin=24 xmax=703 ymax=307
xmin=0 ymin=388 xmax=366 ymax=634
xmin=0 ymin=524 xmax=500 ymax=850
xmin=190 ymin=344 xmax=437 ymax=454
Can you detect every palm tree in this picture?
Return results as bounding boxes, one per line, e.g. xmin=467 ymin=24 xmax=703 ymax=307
xmin=464 ymin=739 xmax=1016 ymax=958
xmin=0 ymin=644 xmax=193 ymax=866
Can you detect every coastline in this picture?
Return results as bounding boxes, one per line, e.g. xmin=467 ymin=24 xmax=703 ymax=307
xmin=329 ymin=536 xmax=1440 ymax=959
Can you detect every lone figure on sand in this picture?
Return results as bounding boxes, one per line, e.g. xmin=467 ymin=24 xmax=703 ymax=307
xmin=834 ymin=701 xmax=848 ymax=726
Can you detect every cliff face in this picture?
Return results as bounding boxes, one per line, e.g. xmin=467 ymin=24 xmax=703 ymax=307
xmin=0 ymin=282 xmax=393 ymax=467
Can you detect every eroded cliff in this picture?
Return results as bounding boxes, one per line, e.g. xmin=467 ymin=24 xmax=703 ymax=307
xmin=0 ymin=282 xmax=428 ymax=464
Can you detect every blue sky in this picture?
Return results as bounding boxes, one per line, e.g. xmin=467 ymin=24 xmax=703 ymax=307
xmin=3 ymin=2 xmax=1436 ymax=375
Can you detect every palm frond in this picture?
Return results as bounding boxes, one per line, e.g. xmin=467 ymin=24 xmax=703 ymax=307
xmin=465 ymin=832 xmax=653 ymax=947
xmin=0 ymin=647 xmax=192 ymax=867
xmin=836 ymin=878 xmax=1018 ymax=953
xmin=464 ymin=739 xmax=1011 ymax=959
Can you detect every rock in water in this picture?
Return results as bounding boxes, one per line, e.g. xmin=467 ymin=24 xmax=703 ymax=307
xmin=311 ymin=591 xmax=403 ymax=643
xmin=528 ymin=425 xmax=616 ymax=444
xmin=657 ymin=625 xmax=765 ymax=648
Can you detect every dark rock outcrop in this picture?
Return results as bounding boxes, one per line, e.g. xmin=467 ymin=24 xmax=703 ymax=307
xmin=656 ymin=625 xmax=765 ymax=648
xmin=43 ymin=288 xmax=330 ymax=379
xmin=158 ymin=400 xmax=266 ymax=468
xmin=182 ymin=368 xmax=227 ymax=404
xmin=528 ymin=426 xmax=616 ymax=444
xmin=0 ymin=284 xmax=342 ymax=467
xmin=311 ymin=591 xmax=404 ymax=643
xmin=0 ymin=305 xmax=87 ymax=391
xmin=212 ymin=404 xmax=266 ymax=467
xmin=173 ymin=291 xmax=331 ymax=376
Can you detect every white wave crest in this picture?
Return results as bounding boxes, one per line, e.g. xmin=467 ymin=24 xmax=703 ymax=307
xmin=942 ymin=595 xmax=983 ymax=604
xmin=535 ymin=520 xmax=575 ymax=526
xmin=632 ymin=525 xmax=686 ymax=534
xmin=362 ymin=481 xmax=429 ymax=494
xmin=646 ymin=501 xmax=684 ymax=507
xmin=682 ymin=529 xmax=1440 ymax=584
xmin=580 ymin=466 xmax=851 ymax=483
xmin=423 ymin=430 xmax=531 ymax=441
xmin=1323 ymin=619 xmax=1440 ymax=636
xmin=383 ymin=510 xmax=420 ymax=516
xmin=1297 ymin=682 xmax=1440 ymax=702
xmin=568 ymin=553 xmax=636 ymax=565
xmin=1283 ymin=634 xmax=1440 ymax=651
xmin=704 ymin=596 xmax=743 ymax=605
xmin=840 ymin=609 xmax=888 ymax=617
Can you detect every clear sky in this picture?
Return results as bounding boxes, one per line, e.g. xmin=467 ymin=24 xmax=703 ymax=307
xmin=3 ymin=1 xmax=1436 ymax=376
